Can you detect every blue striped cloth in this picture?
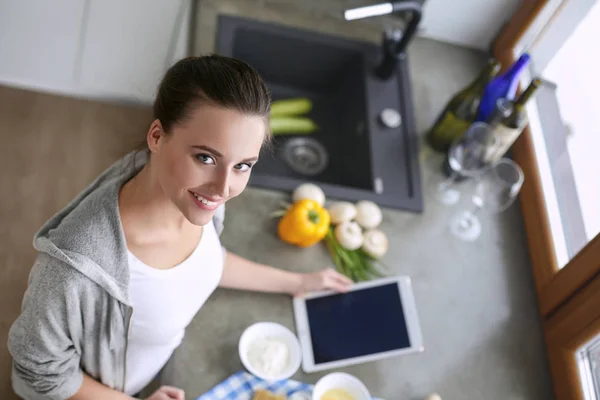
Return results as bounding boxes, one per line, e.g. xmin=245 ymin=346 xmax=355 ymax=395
xmin=197 ymin=371 xmax=382 ymax=400
xmin=196 ymin=371 xmax=312 ymax=400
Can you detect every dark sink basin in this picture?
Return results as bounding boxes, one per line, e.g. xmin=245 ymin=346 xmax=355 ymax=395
xmin=217 ymin=15 xmax=423 ymax=212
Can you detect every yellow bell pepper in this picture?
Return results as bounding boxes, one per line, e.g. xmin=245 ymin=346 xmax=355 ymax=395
xmin=277 ymin=199 xmax=331 ymax=247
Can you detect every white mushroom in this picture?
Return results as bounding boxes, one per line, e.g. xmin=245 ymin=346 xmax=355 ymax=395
xmin=327 ymin=202 xmax=357 ymax=225
xmin=292 ymin=183 xmax=325 ymax=206
xmin=355 ymin=200 xmax=383 ymax=229
xmin=362 ymin=229 xmax=389 ymax=259
xmin=334 ymin=221 xmax=364 ymax=250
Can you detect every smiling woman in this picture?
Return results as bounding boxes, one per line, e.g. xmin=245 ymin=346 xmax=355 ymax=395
xmin=144 ymin=104 xmax=266 ymax=226
xmin=7 ymin=55 xmax=352 ymax=400
xmin=142 ymin=55 xmax=271 ymax=226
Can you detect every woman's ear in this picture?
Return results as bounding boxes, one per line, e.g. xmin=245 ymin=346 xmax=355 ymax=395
xmin=147 ymin=119 xmax=165 ymax=154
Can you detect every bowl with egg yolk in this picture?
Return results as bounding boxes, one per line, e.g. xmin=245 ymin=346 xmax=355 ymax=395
xmin=312 ymin=372 xmax=370 ymax=400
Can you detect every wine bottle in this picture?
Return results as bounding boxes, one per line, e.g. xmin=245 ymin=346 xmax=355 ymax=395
xmin=427 ymin=59 xmax=501 ymax=152
xmin=504 ymin=78 xmax=542 ymax=128
xmin=475 ymin=53 xmax=530 ymax=122
xmin=486 ymin=98 xmax=514 ymax=128
xmin=476 ymin=98 xmax=513 ymax=163
xmin=483 ymin=77 xmax=542 ymax=164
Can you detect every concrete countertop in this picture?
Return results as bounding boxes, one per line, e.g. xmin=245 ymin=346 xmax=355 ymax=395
xmin=162 ymin=1 xmax=554 ymax=399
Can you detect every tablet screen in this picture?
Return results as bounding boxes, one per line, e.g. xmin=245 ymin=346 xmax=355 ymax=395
xmin=305 ymin=283 xmax=410 ymax=364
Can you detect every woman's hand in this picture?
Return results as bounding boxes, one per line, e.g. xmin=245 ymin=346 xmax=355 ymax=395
xmin=220 ymin=251 xmax=353 ymax=296
xmin=146 ymin=386 xmax=185 ymax=400
xmin=295 ymin=268 xmax=353 ymax=297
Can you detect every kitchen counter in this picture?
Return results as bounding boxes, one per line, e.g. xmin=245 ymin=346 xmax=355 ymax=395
xmin=161 ymin=1 xmax=554 ymax=399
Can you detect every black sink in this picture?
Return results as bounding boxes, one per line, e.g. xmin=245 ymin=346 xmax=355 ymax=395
xmin=217 ymin=15 xmax=423 ymax=212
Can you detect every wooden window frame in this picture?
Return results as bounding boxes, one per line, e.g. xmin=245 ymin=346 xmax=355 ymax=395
xmin=493 ymin=0 xmax=600 ymax=317
xmin=545 ymin=269 xmax=600 ymax=399
xmin=494 ymin=2 xmax=600 ymax=398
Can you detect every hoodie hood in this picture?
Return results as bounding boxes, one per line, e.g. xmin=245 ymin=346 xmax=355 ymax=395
xmin=33 ymin=151 xmax=148 ymax=305
xmin=8 ymin=150 xmax=227 ymax=399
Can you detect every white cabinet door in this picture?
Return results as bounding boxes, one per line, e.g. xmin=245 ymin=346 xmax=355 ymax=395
xmin=419 ymin=0 xmax=520 ymax=50
xmin=78 ymin=0 xmax=189 ymax=104
xmin=0 ymin=0 xmax=86 ymax=93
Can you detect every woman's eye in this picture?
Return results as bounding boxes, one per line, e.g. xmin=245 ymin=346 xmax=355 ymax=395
xmin=195 ymin=154 xmax=215 ymax=165
xmin=235 ymin=163 xmax=252 ymax=172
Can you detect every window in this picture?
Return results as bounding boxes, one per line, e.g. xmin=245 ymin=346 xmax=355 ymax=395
xmin=515 ymin=0 xmax=600 ymax=268
xmin=578 ymin=333 xmax=600 ymax=400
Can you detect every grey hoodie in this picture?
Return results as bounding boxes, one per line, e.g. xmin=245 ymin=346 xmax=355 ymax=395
xmin=7 ymin=151 xmax=225 ymax=400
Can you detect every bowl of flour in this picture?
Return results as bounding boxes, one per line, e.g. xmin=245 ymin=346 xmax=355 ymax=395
xmin=239 ymin=322 xmax=302 ymax=381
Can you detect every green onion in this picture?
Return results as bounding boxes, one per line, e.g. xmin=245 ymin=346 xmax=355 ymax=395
xmin=323 ymin=227 xmax=385 ymax=282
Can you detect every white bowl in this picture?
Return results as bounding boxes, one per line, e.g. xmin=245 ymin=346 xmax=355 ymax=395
xmin=239 ymin=322 xmax=302 ymax=381
xmin=313 ymin=372 xmax=371 ymax=400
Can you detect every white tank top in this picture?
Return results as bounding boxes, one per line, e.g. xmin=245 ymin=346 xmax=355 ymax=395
xmin=124 ymin=221 xmax=224 ymax=395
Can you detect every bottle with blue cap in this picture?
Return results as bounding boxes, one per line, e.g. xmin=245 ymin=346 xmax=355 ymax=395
xmin=475 ymin=53 xmax=531 ymax=122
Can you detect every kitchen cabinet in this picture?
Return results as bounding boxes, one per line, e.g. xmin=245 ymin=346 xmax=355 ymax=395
xmin=78 ymin=0 xmax=190 ymax=103
xmin=419 ymin=0 xmax=521 ymax=50
xmin=0 ymin=0 xmax=86 ymax=95
xmin=0 ymin=0 xmax=190 ymax=104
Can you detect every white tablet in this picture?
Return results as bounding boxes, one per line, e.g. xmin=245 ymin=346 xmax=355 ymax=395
xmin=293 ymin=276 xmax=424 ymax=373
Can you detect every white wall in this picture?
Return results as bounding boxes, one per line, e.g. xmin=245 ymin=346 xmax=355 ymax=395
xmin=419 ymin=0 xmax=521 ymax=50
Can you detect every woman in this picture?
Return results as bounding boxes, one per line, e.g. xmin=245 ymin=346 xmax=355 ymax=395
xmin=8 ymin=55 xmax=352 ymax=400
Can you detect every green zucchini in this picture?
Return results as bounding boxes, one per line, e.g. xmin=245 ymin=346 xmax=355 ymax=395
xmin=270 ymin=98 xmax=312 ymax=117
xmin=269 ymin=117 xmax=317 ymax=135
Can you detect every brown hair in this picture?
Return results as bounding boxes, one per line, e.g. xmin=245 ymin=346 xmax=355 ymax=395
xmin=153 ymin=54 xmax=271 ymax=136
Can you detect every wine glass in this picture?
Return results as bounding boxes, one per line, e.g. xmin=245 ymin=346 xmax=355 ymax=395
xmin=449 ymin=158 xmax=524 ymax=241
xmin=437 ymin=122 xmax=496 ymax=205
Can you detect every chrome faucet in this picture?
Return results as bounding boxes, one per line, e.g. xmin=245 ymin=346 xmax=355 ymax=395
xmin=344 ymin=1 xmax=422 ymax=79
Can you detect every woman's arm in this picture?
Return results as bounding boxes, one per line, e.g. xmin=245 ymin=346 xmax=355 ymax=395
xmin=219 ymin=251 xmax=352 ymax=296
xmin=69 ymin=374 xmax=184 ymax=400
xmin=68 ymin=374 xmax=133 ymax=400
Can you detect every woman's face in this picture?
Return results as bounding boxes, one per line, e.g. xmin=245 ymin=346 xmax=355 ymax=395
xmin=148 ymin=104 xmax=266 ymax=226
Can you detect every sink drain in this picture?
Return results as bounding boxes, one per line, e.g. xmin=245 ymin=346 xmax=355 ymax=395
xmin=281 ymin=137 xmax=329 ymax=176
